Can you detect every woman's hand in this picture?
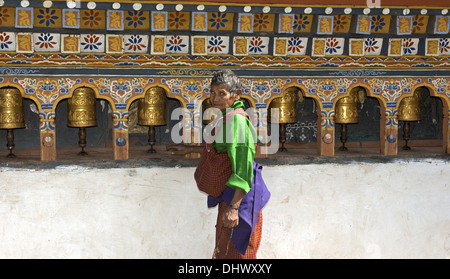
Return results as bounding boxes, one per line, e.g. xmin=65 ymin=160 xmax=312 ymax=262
xmin=222 ymin=206 xmax=239 ymax=228
xmin=222 ymin=188 xmax=245 ymax=228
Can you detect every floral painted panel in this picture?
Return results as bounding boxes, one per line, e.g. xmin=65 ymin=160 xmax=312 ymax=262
xmin=168 ymin=11 xmax=190 ymax=31
xmin=333 ymin=15 xmax=351 ymax=33
xmin=325 ymin=37 xmax=344 ymax=55
xmin=80 ymin=9 xmax=106 ymax=29
xmin=123 ymin=34 xmax=148 ymax=53
xmin=33 ymin=33 xmax=60 ymax=52
xmin=440 ymin=38 xmax=450 ymax=55
xmin=403 ymin=38 xmax=419 ymax=55
xmin=166 ymin=35 xmax=189 ymax=54
xmin=0 ymin=7 xmax=15 ymax=27
xmin=412 ymin=15 xmax=428 ymax=34
xmin=207 ymin=36 xmax=229 ymax=54
xmin=253 ymin=13 xmax=275 ymax=32
xmin=0 ymin=32 xmax=16 ymax=52
xmin=208 ymin=12 xmax=234 ymax=31
xmin=248 ymin=37 xmax=269 ymax=55
xmin=80 ymin=34 xmax=105 ymax=53
xmin=293 ymin=14 xmax=313 ymax=33
xmin=286 ymin=37 xmax=308 ymax=56
xmin=364 ymin=38 xmax=383 ymax=55
xmin=34 ymin=8 xmax=62 ymax=28
xmin=124 ymin=10 xmax=150 ymax=30
xmin=371 ymin=15 xmax=390 ymax=34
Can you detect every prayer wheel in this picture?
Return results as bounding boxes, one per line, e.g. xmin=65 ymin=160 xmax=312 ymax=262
xmin=398 ymin=89 xmax=421 ymax=122
xmin=398 ymin=88 xmax=421 ymax=150
xmin=67 ymin=87 xmax=97 ymax=156
xmin=0 ymin=87 xmax=25 ymax=158
xmin=137 ymin=86 xmax=166 ymax=153
xmin=202 ymin=98 xmax=217 ymax=125
xmin=335 ymin=88 xmax=360 ymax=151
xmin=269 ymin=87 xmax=298 ymax=152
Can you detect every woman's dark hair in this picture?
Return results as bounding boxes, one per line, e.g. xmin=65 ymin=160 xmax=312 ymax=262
xmin=211 ymin=70 xmax=242 ymax=96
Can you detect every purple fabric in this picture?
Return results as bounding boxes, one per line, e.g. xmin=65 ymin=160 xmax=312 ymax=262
xmin=207 ymin=161 xmax=271 ymax=255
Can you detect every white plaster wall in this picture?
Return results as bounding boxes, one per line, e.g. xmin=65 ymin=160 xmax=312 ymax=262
xmin=0 ymin=159 xmax=449 ymax=258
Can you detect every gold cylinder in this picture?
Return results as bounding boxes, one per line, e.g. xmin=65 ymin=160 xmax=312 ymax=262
xmin=335 ymin=92 xmax=359 ymax=124
xmin=138 ymin=86 xmax=166 ymax=126
xmin=398 ymin=89 xmax=421 ymax=122
xmin=0 ymin=87 xmax=25 ymax=129
xmin=202 ymin=98 xmax=218 ymax=125
xmin=269 ymin=87 xmax=297 ymax=123
xmin=67 ymin=87 xmax=97 ymax=127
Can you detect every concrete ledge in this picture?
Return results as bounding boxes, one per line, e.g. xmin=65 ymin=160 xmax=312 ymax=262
xmin=0 ymin=153 xmax=448 ymax=170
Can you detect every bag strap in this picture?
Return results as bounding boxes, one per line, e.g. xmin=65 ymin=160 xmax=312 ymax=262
xmin=222 ymin=108 xmax=249 ymax=123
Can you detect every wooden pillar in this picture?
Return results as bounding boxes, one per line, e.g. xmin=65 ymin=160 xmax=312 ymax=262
xmin=379 ymin=105 xmax=386 ymax=155
xmin=190 ymin=107 xmax=201 ymax=158
xmin=40 ymin=118 xmax=56 ymax=161
xmin=256 ymin=108 xmax=269 ymax=158
xmin=113 ymin=118 xmax=128 ymax=160
xmin=383 ymin=109 xmax=398 ymax=156
xmin=319 ymin=112 xmax=335 ymax=156
xmin=444 ymin=109 xmax=450 ymax=153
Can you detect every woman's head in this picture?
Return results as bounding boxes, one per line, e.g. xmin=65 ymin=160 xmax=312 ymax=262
xmin=210 ymin=70 xmax=242 ymax=111
xmin=211 ymin=70 xmax=242 ymax=96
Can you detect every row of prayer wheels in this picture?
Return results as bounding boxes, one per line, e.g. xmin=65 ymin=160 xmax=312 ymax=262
xmin=68 ymin=86 xmax=168 ymax=154
xmin=0 ymin=85 xmax=422 ymax=157
xmin=268 ymin=86 xmax=422 ymax=151
xmin=0 ymin=86 xmax=167 ymax=157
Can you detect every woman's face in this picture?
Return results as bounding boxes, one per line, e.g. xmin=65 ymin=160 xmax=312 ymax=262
xmin=210 ymin=83 xmax=240 ymax=112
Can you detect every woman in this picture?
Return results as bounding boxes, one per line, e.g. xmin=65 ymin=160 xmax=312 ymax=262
xmin=167 ymin=70 xmax=270 ymax=259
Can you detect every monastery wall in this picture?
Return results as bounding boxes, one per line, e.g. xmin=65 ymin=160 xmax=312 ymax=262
xmin=0 ymin=0 xmax=449 ymax=259
xmin=0 ymin=157 xmax=448 ymax=258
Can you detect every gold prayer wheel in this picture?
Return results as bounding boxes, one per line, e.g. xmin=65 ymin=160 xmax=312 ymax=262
xmin=398 ymin=88 xmax=421 ymax=150
xmin=202 ymin=98 xmax=217 ymax=125
xmin=268 ymin=87 xmax=298 ymax=152
xmin=67 ymin=87 xmax=97 ymax=128
xmin=67 ymin=87 xmax=97 ymax=156
xmin=0 ymin=87 xmax=25 ymax=129
xmin=138 ymin=86 xmax=166 ymax=126
xmin=268 ymin=87 xmax=297 ymax=124
xmin=137 ymin=86 xmax=166 ymax=153
xmin=335 ymin=93 xmax=359 ymax=124
xmin=398 ymin=89 xmax=421 ymax=122
xmin=0 ymin=87 xmax=25 ymax=158
xmin=335 ymin=88 xmax=361 ymax=151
